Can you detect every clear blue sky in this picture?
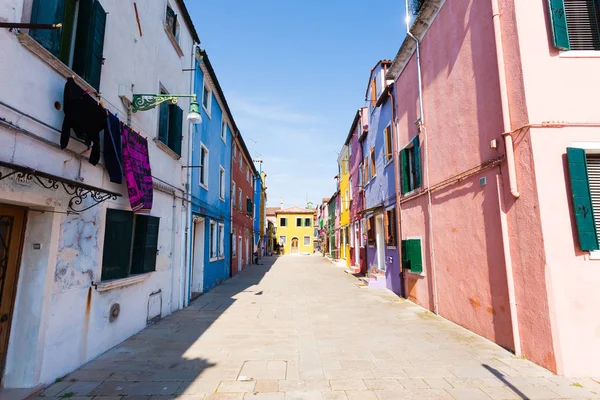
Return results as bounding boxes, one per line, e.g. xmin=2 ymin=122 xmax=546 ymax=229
xmin=185 ymin=1 xmax=407 ymax=209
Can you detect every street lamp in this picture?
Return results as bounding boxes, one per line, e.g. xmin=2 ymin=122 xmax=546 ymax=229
xmin=131 ymin=93 xmax=202 ymax=124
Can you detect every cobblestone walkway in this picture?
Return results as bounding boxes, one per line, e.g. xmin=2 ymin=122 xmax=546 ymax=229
xmin=39 ymin=255 xmax=600 ymax=399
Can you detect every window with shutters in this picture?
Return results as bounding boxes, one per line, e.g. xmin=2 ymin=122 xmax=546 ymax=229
xmin=370 ymin=148 xmax=376 ymax=179
xmin=199 ymin=144 xmax=209 ymax=189
xmin=549 ymin=0 xmax=600 ymax=50
xmin=401 ymin=238 xmax=423 ymax=274
xmin=246 ymin=198 xmax=253 ymax=215
xmin=384 ymin=208 xmax=397 ymax=247
xmin=165 ymin=4 xmax=180 ymax=44
xmin=202 ymin=79 xmax=212 ymax=117
xmin=296 ymin=217 xmax=302 ymax=227
xmin=158 ymin=88 xmax=183 ymax=156
xmin=101 ymin=209 xmax=160 ymax=281
xmin=29 ymin=0 xmax=107 ymax=90
xmin=567 ymin=147 xmax=600 ymax=251
xmin=367 ymin=216 xmax=375 ymax=245
xmin=280 ymin=217 xmax=287 ymax=227
xmin=219 ymin=166 xmax=225 ymax=201
xmin=401 ymin=136 xmax=422 ymax=195
xmin=384 ymin=125 xmax=393 ymax=165
xmin=304 ymin=218 xmax=311 ymax=227
xmin=209 ymin=221 xmax=217 ymax=261
xmin=232 ymin=181 xmax=236 ymax=209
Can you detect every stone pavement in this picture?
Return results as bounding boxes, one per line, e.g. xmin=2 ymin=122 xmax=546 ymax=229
xmin=38 ymin=255 xmax=600 ymax=400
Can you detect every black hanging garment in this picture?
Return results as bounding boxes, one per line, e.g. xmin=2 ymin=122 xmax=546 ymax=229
xmin=61 ymin=77 xmax=105 ymax=165
xmin=104 ymin=112 xmax=124 ymax=184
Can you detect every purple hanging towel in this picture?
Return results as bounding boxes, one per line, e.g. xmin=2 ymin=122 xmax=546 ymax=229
xmin=122 ymin=125 xmax=153 ymax=212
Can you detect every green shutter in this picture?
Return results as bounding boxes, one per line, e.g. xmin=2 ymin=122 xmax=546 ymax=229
xmin=407 ymin=239 xmax=423 ymax=273
xmin=401 ymin=149 xmax=409 ymax=194
xmin=158 ymin=101 xmax=169 ymax=144
xmin=413 ymin=135 xmax=422 ymax=188
xmin=30 ymin=0 xmax=66 ymax=57
xmin=131 ymin=216 xmax=160 ymax=274
xmin=101 ymin=209 xmax=133 ymax=280
xmin=168 ymin=105 xmax=183 ymax=156
xmin=247 ymin=199 xmax=252 ymax=214
xmin=72 ymin=0 xmax=106 ymax=90
xmin=567 ymin=148 xmax=599 ymax=250
xmin=58 ymin=0 xmax=77 ymax=64
xmin=548 ymin=0 xmax=571 ymax=50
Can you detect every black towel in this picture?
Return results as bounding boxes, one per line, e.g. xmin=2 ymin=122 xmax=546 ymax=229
xmin=104 ymin=112 xmax=124 ymax=184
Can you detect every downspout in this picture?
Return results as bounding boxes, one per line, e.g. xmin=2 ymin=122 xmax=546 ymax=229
xmin=491 ymin=0 xmax=521 ymax=356
xmin=491 ymin=0 xmax=519 ymax=199
xmin=405 ymin=0 xmax=439 ymax=315
xmin=183 ymin=44 xmax=198 ymax=308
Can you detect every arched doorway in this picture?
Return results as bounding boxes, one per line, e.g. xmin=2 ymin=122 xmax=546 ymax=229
xmin=291 ymin=237 xmax=299 ymax=254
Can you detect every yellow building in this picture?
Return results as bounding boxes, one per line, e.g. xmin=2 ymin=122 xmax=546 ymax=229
xmin=276 ymin=206 xmax=316 ymax=255
xmin=338 ymin=146 xmax=351 ymax=266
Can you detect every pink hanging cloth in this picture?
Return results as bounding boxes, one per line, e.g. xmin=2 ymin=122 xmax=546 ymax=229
xmin=122 ymin=125 xmax=153 ymax=212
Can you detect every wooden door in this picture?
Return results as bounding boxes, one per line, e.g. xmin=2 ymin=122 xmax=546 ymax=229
xmin=0 ymin=204 xmax=26 ymax=378
xmin=291 ymin=238 xmax=299 ymax=253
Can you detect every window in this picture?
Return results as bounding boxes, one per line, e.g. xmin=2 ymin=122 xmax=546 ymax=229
xmin=369 ymin=78 xmax=377 ymax=113
xmin=548 ymin=0 xmax=600 ymax=51
xmin=158 ymin=88 xmax=183 ymax=156
xmin=202 ymin=79 xmax=212 ymax=116
xmin=101 ymin=209 xmax=159 ymax=281
xmin=29 ymin=0 xmax=107 ymax=90
xmin=280 ymin=217 xmax=287 ymax=227
xmin=364 ymin=156 xmax=370 ymax=182
xmin=199 ymin=144 xmax=209 ymax=188
xmin=304 ymin=236 xmax=311 ymax=246
xmin=304 ymin=218 xmax=311 ymax=227
xmin=239 ymin=153 xmax=243 ymax=169
xmin=238 ymin=188 xmax=243 ymax=211
xmin=233 ymin=144 xmax=237 ymax=159
xmin=384 ymin=125 xmax=393 ymax=165
xmin=221 ymin=119 xmax=227 ymax=143
xmin=367 ymin=216 xmax=375 ymax=245
xmin=567 ymin=147 xmax=600 ymax=251
xmin=232 ymin=228 xmax=237 ymax=257
xmin=219 ymin=166 xmax=225 ymax=201
xmin=246 ymin=198 xmax=253 ymax=215
xmin=279 ymin=236 xmax=286 ymax=245
xmin=232 ymin=181 xmax=236 ymax=209
xmin=401 ymin=136 xmax=422 ymax=195
xmin=210 ymin=221 xmax=217 ymax=260
xmin=359 ymin=163 xmax=364 ymax=189
xmin=345 ymin=190 xmax=349 ymax=210
xmin=218 ymin=223 xmax=225 ymax=259
xmin=384 ymin=208 xmax=397 ymax=247
xmin=370 ymin=148 xmax=376 ymax=178
xmin=165 ymin=3 xmax=180 ymax=43
xmin=296 ymin=218 xmax=302 ymax=227
xmin=401 ymin=239 xmax=423 ymax=273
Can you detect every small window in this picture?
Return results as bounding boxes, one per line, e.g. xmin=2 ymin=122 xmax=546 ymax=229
xmin=157 ymin=88 xmax=183 ymax=156
xmin=210 ymin=221 xmax=217 ymax=260
xmin=199 ymin=144 xmax=209 ymax=188
xmin=101 ymin=209 xmax=159 ymax=281
xmin=232 ymin=228 xmax=237 ymax=257
xmin=238 ymin=188 xmax=243 ymax=211
xmin=385 ymin=208 xmax=397 ymax=247
xmin=370 ymin=148 xmax=376 ymax=178
xmin=304 ymin=218 xmax=311 ymax=227
xmin=165 ymin=4 xmax=180 ymax=43
xmin=202 ymin=79 xmax=212 ymax=116
xmin=367 ymin=216 xmax=375 ymax=245
xmin=219 ymin=166 xmax=225 ymax=201
xmin=364 ymin=156 xmax=370 ymax=182
xmin=221 ymin=119 xmax=227 ymax=143
xmin=401 ymin=136 xmax=422 ymax=195
xmin=304 ymin=236 xmax=310 ymax=246
xmin=280 ymin=217 xmax=287 ymax=227
xmin=246 ymin=198 xmax=253 ymax=215
xmin=233 ymin=144 xmax=237 ymax=159
xmin=29 ymin=0 xmax=107 ymax=90
xmin=232 ymin=181 xmax=236 ymax=209
xmin=239 ymin=153 xmax=243 ymax=169
xmin=218 ymin=223 xmax=225 ymax=259
xmin=384 ymin=125 xmax=393 ymax=164
xmin=345 ymin=190 xmax=349 ymax=210
xmin=279 ymin=236 xmax=286 ymax=245
xmin=296 ymin=218 xmax=302 ymax=227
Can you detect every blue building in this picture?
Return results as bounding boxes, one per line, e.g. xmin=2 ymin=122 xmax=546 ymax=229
xmin=189 ymin=50 xmax=233 ymax=296
xmin=361 ymin=60 xmax=401 ymax=295
xmin=253 ymin=172 xmax=262 ymax=260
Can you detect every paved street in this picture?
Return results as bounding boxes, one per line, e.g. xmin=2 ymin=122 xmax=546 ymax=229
xmin=39 ymin=255 xmax=600 ymax=400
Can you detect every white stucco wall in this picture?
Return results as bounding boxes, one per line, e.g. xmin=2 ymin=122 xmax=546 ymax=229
xmin=0 ymin=0 xmax=197 ymax=387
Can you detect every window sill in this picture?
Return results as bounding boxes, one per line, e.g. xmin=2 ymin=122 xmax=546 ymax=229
xmin=589 ymin=251 xmax=600 ymax=260
xmin=164 ymin=25 xmax=184 ymax=57
xmin=384 ymin=159 xmax=394 ymax=168
xmin=202 ymin=104 xmax=211 ymax=119
xmin=559 ymin=50 xmax=600 ymax=59
xmin=154 ymin=139 xmax=182 ymax=160
xmin=221 ymin=135 xmax=226 ymax=144
xmin=387 ymin=245 xmax=397 ymax=249
xmin=220 ymin=197 xmax=225 ymax=202
xmin=200 ymin=183 xmax=208 ymax=190
xmin=210 ymin=257 xmax=218 ymax=262
xmin=17 ymin=32 xmax=98 ymax=97
xmin=95 ymin=273 xmax=151 ymax=292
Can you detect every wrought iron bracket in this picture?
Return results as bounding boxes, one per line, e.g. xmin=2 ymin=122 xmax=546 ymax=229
xmin=0 ymin=161 xmax=121 ymax=214
xmin=132 ymin=93 xmax=196 ymax=113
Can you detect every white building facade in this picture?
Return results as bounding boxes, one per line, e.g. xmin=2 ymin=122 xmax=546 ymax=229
xmin=0 ymin=0 xmax=199 ymax=388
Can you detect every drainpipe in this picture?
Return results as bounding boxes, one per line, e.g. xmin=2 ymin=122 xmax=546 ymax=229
xmin=405 ymin=0 xmax=439 ymax=315
xmin=491 ymin=0 xmax=519 ymax=199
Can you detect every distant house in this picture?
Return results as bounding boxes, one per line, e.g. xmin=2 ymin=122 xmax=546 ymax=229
xmin=275 ymin=207 xmax=316 ymax=255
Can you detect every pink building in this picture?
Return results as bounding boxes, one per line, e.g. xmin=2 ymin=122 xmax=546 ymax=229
xmin=389 ymin=0 xmax=600 ymax=376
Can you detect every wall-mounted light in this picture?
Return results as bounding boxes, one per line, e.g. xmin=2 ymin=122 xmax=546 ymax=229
xmin=131 ymin=93 xmax=202 ymax=124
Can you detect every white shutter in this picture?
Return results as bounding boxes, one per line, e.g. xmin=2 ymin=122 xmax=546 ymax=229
xmin=586 ymin=154 xmax=600 ymax=243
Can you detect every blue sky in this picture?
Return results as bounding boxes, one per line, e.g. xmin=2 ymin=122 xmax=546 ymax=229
xmin=185 ymin=1 xmax=407 ymax=209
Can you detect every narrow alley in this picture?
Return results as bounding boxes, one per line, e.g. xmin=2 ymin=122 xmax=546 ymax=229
xmin=37 ymin=256 xmax=600 ymax=400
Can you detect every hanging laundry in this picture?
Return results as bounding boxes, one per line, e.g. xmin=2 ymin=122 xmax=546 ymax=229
xmin=61 ymin=77 xmax=104 ymax=165
xmin=104 ymin=112 xmax=124 ymax=184
xmin=122 ymin=125 xmax=153 ymax=212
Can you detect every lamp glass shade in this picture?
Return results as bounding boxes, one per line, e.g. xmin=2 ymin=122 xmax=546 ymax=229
xmin=187 ymin=101 xmax=201 ymax=123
